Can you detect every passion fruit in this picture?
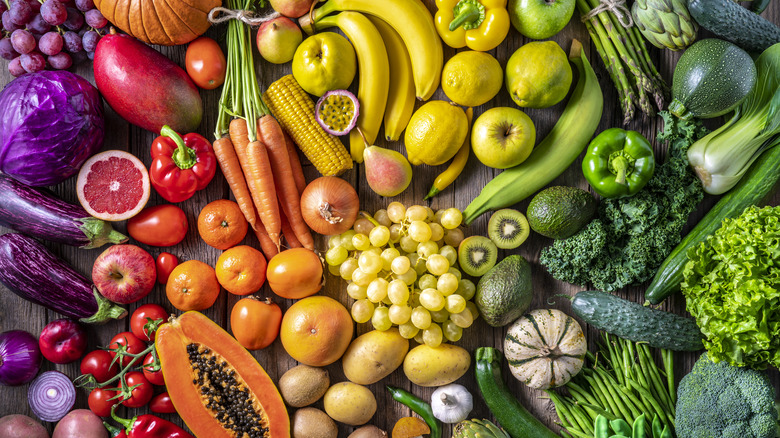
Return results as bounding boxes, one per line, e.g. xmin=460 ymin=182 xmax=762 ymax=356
xmin=315 ymin=90 xmax=359 ymax=136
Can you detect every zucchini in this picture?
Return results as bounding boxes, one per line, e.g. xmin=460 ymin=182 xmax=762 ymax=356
xmin=474 ymin=347 xmax=559 ymax=438
xmin=687 ymin=0 xmax=780 ymax=53
xmin=644 ymin=141 xmax=780 ymax=304
xmin=668 ymin=39 xmax=756 ymax=120
xmin=570 ymin=290 xmax=704 ymax=351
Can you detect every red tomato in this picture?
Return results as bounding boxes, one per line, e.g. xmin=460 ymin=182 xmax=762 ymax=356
xmin=266 ymin=248 xmax=323 ymax=299
xmin=149 ymin=392 xmax=176 ymax=414
xmin=156 ymin=252 xmax=179 ymax=285
xmin=88 ymin=387 xmax=119 ymax=417
xmin=142 ymin=352 xmax=165 ymax=386
xmin=185 ymin=37 xmax=226 ymax=90
xmin=127 ymin=205 xmax=188 ymax=247
xmin=121 ymin=371 xmax=153 ymax=408
xmin=80 ymin=350 xmax=119 ymax=383
xmin=130 ymin=304 xmax=169 ymax=341
xmin=108 ymin=332 xmax=147 ymax=367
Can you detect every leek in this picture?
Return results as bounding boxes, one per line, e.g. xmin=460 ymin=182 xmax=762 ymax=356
xmin=687 ymin=42 xmax=780 ymax=194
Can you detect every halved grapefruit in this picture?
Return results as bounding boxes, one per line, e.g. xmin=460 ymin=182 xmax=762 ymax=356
xmin=77 ymin=150 xmax=150 ymax=222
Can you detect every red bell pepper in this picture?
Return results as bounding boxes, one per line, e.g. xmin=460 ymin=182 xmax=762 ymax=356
xmin=112 ymin=410 xmax=194 ymax=438
xmin=150 ymin=125 xmax=217 ymax=203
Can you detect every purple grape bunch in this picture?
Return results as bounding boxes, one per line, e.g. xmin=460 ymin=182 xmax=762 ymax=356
xmin=1 ymin=0 xmax=109 ymax=76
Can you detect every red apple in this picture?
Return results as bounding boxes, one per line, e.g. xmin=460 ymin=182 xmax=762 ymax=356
xmin=39 ymin=319 xmax=87 ymax=364
xmin=257 ymin=16 xmax=303 ymax=64
xmin=269 ymin=0 xmax=314 ymax=18
xmin=92 ymin=244 xmax=156 ymax=304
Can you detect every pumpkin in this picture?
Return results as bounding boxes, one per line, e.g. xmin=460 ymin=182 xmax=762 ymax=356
xmin=504 ymin=309 xmax=586 ymax=389
xmin=93 ymin=0 xmax=221 ymax=46
xmin=156 ymin=311 xmax=290 ymax=437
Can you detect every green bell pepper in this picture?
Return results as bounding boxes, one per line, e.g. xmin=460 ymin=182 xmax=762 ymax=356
xmin=582 ymin=128 xmax=655 ymax=198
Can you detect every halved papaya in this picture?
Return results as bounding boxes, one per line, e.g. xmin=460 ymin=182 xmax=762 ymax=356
xmin=156 ymin=311 xmax=290 ymax=437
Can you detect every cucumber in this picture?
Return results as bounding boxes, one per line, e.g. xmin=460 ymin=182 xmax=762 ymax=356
xmin=474 ymin=347 xmax=559 ymax=438
xmin=645 ymin=141 xmax=780 ymax=304
xmin=687 ymin=0 xmax=780 ymax=53
xmin=668 ymin=39 xmax=756 ymax=120
xmin=570 ymin=290 xmax=704 ymax=351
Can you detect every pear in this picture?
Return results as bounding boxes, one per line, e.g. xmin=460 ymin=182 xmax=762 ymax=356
xmin=363 ymin=146 xmax=412 ymax=197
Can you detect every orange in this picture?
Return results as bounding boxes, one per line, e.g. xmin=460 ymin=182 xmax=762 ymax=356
xmin=280 ymin=296 xmax=353 ymax=367
xmin=166 ymin=260 xmax=221 ymax=311
xmin=197 ymin=199 xmax=248 ymax=250
xmin=215 ymin=245 xmax=267 ymax=295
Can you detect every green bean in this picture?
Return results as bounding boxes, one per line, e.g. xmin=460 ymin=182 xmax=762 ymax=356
xmin=553 ymin=392 xmax=587 ymax=435
xmin=638 ymin=344 xmax=673 ymax=414
xmin=568 ymin=428 xmax=596 ymax=438
xmin=585 ymin=375 xmax=616 ymax=415
xmin=581 ymin=402 xmax=617 ymax=421
xmin=568 ymin=381 xmax=602 ymax=407
xmin=610 ymin=419 xmax=632 ymax=436
xmin=560 ymin=430 xmax=574 ymax=438
xmin=595 ymin=415 xmax=611 ymax=438
xmin=587 ymin=374 xmax=624 ymax=419
xmin=595 ymin=368 xmax=640 ymax=420
xmin=662 ymin=349 xmax=676 ymax=406
xmin=631 ymin=414 xmax=646 ymax=438
xmin=627 ymin=379 xmax=668 ymax=425
xmin=570 ymin=402 xmax=596 ymax=435
xmin=547 ymin=391 xmax=574 ymax=430
xmin=615 ymin=384 xmax=647 ymax=420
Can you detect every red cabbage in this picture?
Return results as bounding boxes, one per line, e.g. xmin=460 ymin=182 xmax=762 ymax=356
xmin=0 ymin=71 xmax=104 ymax=187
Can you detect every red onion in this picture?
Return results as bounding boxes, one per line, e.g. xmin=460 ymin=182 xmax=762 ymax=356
xmin=28 ymin=370 xmax=75 ymax=422
xmin=0 ymin=330 xmax=42 ymax=386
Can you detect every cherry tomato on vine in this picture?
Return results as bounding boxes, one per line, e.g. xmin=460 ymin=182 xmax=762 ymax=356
xmin=185 ymin=37 xmax=226 ymax=90
xmin=156 ymin=252 xmax=179 ymax=285
xmin=108 ymin=332 xmax=147 ymax=367
xmin=121 ymin=371 xmax=153 ymax=408
xmin=149 ymin=392 xmax=176 ymax=414
xmin=130 ymin=304 xmax=169 ymax=341
xmin=142 ymin=352 xmax=165 ymax=386
xmin=80 ymin=350 xmax=119 ymax=383
xmin=88 ymin=387 xmax=120 ymax=417
xmin=127 ymin=205 xmax=188 ymax=247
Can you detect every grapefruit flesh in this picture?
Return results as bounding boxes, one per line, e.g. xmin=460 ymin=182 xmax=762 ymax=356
xmin=77 ymin=150 xmax=150 ymax=221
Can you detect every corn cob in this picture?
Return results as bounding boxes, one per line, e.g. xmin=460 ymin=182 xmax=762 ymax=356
xmin=263 ymin=75 xmax=353 ymax=176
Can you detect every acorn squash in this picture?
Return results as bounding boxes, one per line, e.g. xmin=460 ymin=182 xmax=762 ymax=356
xmin=93 ymin=0 xmax=220 ymax=46
xmin=156 ymin=311 xmax=290 ymax=437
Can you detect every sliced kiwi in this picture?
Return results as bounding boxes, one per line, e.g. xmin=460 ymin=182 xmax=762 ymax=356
xmin=458 ymin=236 xmax=498 ymax=277
xmin=487 ymin=209 xmax=530 ymax=249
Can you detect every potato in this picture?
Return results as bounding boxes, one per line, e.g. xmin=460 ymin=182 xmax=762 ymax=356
xmin=279 ymin=365 xmax=330 ymax=407
xmin=323 ymin=382 xmax=377 ymax=425
xmin=342 ymin=328 xmax=409 ymax=385
xmin=0 ymin=414 xmax=48 ymax=438
xmin=403 ymin=343 xmax=470 ymax=387
xmin=292 ymin=407 xmax=338 ymax=438
xmin=53 ymin=410 xmax=107 ymax=438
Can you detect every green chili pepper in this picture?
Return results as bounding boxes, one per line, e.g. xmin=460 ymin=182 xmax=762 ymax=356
xmin=582 ymin=128 xmax=655 ymax=198
xmin=595 ymin=415 xmax=611 ymax=438
xmin=386 ymin=386 xmax=441 ymax=438
xmin=631 ymin=414 xmax=646 ymax=438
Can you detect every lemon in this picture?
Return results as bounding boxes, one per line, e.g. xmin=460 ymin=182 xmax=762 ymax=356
xmin=441 ymin=51 xmax=503 ymax=107
xmin=404 ymin=101 xmax=469 ymax=166
xmin=505 ymin=41 xmax=573 ymax=109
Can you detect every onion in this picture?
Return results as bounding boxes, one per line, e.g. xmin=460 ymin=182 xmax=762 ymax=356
xmin=28 ymin=371 xmax=75 ymax=422
xmin=0 ymin=330 xmax=42 ymax=386
xmin=300 ymin=176 xmax=359 ymax=236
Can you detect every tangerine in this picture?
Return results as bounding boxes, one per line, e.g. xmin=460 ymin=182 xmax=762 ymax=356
xmin=197 ymin=199 xmax=248 ymax=250
xmin=166 ymin=260 xmax=221 ymax=311
xmin=280 ymin=296 xmax=353 ymax=367
xmin=215 ymin=245 xmax=267 ymax=296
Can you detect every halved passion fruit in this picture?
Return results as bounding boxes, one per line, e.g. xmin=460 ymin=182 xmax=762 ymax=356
xmin=315 ymin=90 xmax=359 ymax=136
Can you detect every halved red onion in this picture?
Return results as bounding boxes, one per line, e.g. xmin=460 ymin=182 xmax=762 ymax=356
xmin=28 ymin=370 xmax=75 ymax=422
xmin=0 ymin=330 xmax=42 ymax=386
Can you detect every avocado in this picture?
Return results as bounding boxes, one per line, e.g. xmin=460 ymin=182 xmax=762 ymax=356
xmin=475 ymin=255 xmax=533 ymax=327
xmin=526 ymin=186 xmax=597 ymax=239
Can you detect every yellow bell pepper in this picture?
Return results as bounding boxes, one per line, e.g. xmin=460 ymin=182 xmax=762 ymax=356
xmin=434 ymin=0 xmax=510 ymax=52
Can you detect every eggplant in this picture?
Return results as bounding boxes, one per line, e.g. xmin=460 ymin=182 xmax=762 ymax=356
xmin=0 ymin=233 xmax=126 ymax=324
xmin=0 ymin=174 xmax=127 ymax=249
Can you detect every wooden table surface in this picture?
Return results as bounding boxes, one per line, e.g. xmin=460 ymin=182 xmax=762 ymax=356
xmin=1 ymin=2 xmax=779 ymax=436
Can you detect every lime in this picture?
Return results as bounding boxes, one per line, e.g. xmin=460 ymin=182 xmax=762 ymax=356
xmin=404 ymin=101 xmax=469 ymax=166
xmin=441 ymin=51 xmax=503 ymax=107
xmin=505 ymin=41 xmax=572 ymax=109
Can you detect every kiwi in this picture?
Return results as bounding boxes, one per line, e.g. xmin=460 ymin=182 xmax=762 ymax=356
xmin=458 ymin=236 xmax=498 ymax=277
xmin=487 ymin=209 xmax=530 ymax=249
xmin=292 ymin=407 xmax=338 ymax=438
xmin=278 ymin=365 xmax=330 ymax=408
xmin=347 ymin=425 xmax=388 ymax=438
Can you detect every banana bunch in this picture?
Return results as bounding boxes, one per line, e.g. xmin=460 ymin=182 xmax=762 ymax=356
xmin=300 ymin=0 xmax=443 ymax=162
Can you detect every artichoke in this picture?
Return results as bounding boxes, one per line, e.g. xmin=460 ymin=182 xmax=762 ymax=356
xmin=631 ymin=0 xmax=698 ymax=51
xmin=453 ymin=419 xmax=510 ymax=438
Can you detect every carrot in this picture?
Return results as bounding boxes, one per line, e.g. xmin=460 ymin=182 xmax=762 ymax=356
xmin=279 ymin=205 xmax=303 ymax=249
xmin=257 ymin=115 xmax=314 ymax=250
xmin=229 ymin=118 xmax=281 ymax=248
xmin=283 ymin=130 xmax=307 ymax=195
xmin=252 ymin=223 xmax=279 ymax=260
xmin=212 ymin=136 xmax=258 ymax=231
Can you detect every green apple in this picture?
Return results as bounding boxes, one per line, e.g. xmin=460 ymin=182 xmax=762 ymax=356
xmin=471 ymin=107 xmax=536 ymax=169
xmin=508 ymin=0 xmax=575 ymax=40
xmin=292 ymin=32 xmax=357 ymax=97
xmin=256 ymin=17 xmax=303 ymax=65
